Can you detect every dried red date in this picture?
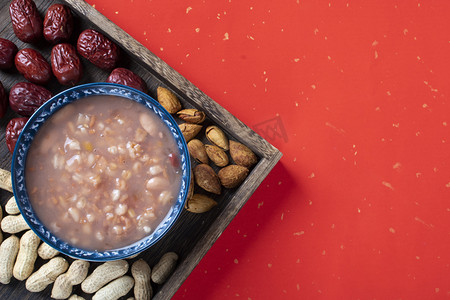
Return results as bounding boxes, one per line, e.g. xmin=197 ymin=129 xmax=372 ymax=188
xmin=0 ymin=81 xmax=7 ymax=118
xmin=43 ymin=4 xmax=74 ymax=44
xmin=15 ymin=48 xmax=52 ymax=85
xmin=9 ymin=0 xmax=42 ymax=43
xmin=51 ymin=43 xmax=83 ymax=86
xmin=6 ymin=117 xmax=28 ymax=153
xmin=77 ymin=29 xmax=120 ymax=70
xmin=0 ymin=38 xmax=18 ymax=69
xmin=106 ymin=68 xmax=147 ymax=93
xmin=9 ymin=82 xmax=52 ymax=116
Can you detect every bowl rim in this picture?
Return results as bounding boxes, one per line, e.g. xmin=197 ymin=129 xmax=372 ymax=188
xmin=11 ymin=82 xmax=191 ymax=261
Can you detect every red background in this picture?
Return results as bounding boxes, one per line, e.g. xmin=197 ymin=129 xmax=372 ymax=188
xmin=88 ymin=0 xmax=449 ymax=299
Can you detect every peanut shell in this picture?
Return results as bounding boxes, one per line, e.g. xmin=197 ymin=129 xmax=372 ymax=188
xmin=218 ymin=165 xmax=249 ymax=188
xmin=13 ymin=230 xmax=40 ymax=281
xmin=68 ymin=295 xmax=85 ymax=300
xmin=5 ymin=196 xmax=20 ymax=214
xmin=131 ymin=259 xmax=152 ymax=300
xmin=92 ymin=276 xmax=134 ymax=300
xmin=193 ymin=164 xmax=221 ymax=195
xmin=81 ymin=260 xmax=129 ymax=294
xmin=26 ymin=257 xmax=69 ymax=292
xmin=1 ymin=214 xmax=30 ymax=233
xmin=38 ymin=242 xmax=60 ymax=260
xmin=151 ymin=252 xmax=178 ymax=285
xmin=0 ymin=235 xmax=19 ymax=284
xmin=0 ymin=168 xmax=13 ymax=192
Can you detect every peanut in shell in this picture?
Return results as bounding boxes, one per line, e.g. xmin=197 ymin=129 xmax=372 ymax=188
xmin=151 ymin=252 xmax=178 ymax=285
xmin=131 ymin=259 xmax=152 ymax=300
xmin=81 ymin=260 xmax=129 ymax=294
xmin=26 ymin=257 xmax=69 ymax=292
xmin=5 ymin=196 xmax=20 ymax=215
xmin=13 ymin=230 xmax=40 ymax=281
xmin=68 ymin=295 xmax=85 ymax=300
xmin=0 ymin=235 xmax=20 ymax=284
xmin=1 ymin=214 xmax=30 ymax=234
xmin=0 ymin=168 xmax=13 ymax=192
xmin=92 ymin=276 xmax=134 ymax=300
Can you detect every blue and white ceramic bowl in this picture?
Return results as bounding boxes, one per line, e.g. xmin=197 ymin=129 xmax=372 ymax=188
xmin=11 ymin=83 xmax=190 ymax=261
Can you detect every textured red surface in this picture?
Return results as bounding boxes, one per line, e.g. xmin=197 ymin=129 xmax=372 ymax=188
xmin=88 ymin=0 xmax=450 ymax=298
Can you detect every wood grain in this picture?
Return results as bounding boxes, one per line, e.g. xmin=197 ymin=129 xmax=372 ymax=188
xmin=0 ymin=0 xmax=282 ymax=299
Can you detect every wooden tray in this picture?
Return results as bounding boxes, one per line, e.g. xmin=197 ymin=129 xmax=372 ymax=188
xmin=0 ymin=0 xmax=282 ymax=299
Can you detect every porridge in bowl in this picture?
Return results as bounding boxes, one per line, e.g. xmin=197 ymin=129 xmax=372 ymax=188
xmin=25 ymin=95 xmax=182 ymax=251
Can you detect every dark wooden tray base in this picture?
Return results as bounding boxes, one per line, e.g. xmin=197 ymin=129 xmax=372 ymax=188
xmin=0 ymin=0 xmax=281 ymax=299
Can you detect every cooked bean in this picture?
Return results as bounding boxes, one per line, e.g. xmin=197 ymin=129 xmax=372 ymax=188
xmin=149 ymin=165 xmax=163 ymax=176
xmin=146 ymin=177 xmax=169 ymax=190
xmin=158 ymin=191 xmax=173 ymax=205
xmin=139 ymin=113 xmax=157 ymax=136
xmin=68 ymin=207 xmax=80 ymax=223
xmin=115 ymin=204 xmax=127 ymax=216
